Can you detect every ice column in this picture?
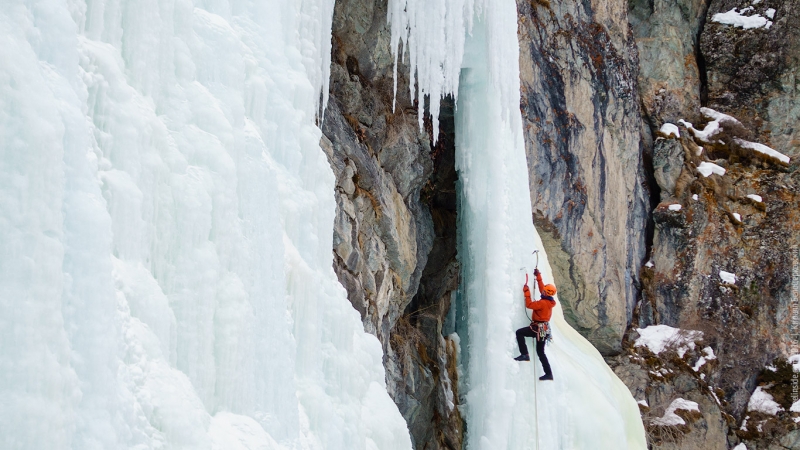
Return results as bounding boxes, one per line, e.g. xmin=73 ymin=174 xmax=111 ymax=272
xmin=388 ymin=0 xmax=648 ymax=448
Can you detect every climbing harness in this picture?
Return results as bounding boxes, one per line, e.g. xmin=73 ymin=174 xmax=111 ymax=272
xmin=529 ymin=321 xmax=552 ymax=343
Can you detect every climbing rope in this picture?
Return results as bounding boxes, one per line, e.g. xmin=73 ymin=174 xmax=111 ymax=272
xmin=521 ymin=250 xmax=542 ymax=450
xmin=531 ymin=250 xmax=540 ymax=450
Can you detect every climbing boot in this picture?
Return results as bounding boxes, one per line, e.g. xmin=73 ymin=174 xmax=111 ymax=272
xmin=539 ymin=373 xmax=553 ymax=381
xmin=514 ymin=354 xmax=530 ymax=361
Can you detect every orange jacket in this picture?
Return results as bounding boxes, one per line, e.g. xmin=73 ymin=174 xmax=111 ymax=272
xmin=524 ymin=273 xmax=556 ymax=322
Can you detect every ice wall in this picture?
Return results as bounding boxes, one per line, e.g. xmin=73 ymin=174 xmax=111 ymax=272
xmin=389 ymin=0 xmax=648 ymax=448
xmin=0 ymin=0 xmax=410 ymax=449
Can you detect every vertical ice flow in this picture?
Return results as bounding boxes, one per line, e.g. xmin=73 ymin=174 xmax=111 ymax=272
xmin=0 ymin=0 xmax=410 ymax=449
xmin=389 ymin=0 xmax=648 ymax=448
xmin=388 ymin=0 xmax=521 ymax=141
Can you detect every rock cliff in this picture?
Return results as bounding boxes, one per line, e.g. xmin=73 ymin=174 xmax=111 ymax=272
xmin=322 ymin=0 xmax=799 ymax=448
xmin=323 ymin=1 xmax=462 ymax=448
xmin=611 ymin=0 xmax=800 ymax=448
xmin=516 ymin=0 xmax=651 ymax=355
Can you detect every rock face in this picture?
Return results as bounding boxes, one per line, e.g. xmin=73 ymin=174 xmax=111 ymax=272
xmin=516 ymin=0 xmax=650 ymax=354
xmin=619 ymin=0 xmax=800 ymax=446
xmin=628 ymin=0 xmax=708 ymax=125
xmin=617 ymin=120 xmax=799 ymax=449
xmin=323 ymin=0 xmax=799 ymax=448
xmin=323 ymin=1 xmax=462 ymax=448
xmin=324 ymin=0 xmax=432 ymax=345
xmin=702 ymin=0 xmax=800 ymax=160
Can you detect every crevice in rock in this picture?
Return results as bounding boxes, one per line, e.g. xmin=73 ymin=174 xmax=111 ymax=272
xmin=695 ymin=0 xmax=713 ymax=105
xmin=392 ymin=95 xmax=463 ymax=450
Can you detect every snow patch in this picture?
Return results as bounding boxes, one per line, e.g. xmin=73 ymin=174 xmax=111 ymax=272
xmin=734 ymin=138 xmax=791 ymax=164
xmin=645 ymin=260 xmax=654 ymax=268
xmin=697 ymin=162 xmax=727 ymax=177
xmin=635 ymin=325 xmax=702 ymax=357
xmin=660 ymin=123 xmax=680 ymax=138
xmin=712 ymin=8 xmax=772 ymax=29
xmin=692 ymin=194 xmax=699 ymax=201
xmin=650 ymin=398 xmax=700 ymax=426
xmin=668 ymin=204 xmax=682 ymax=211
xmin=747 ymin=194 xmax=763 ymax=203
xmin=747 ymin=386 xmax=783 ymax=415
xmin=692 ymin=347 xmax=717 ymax=372
xmin=638 ymin=399 xmax=649 ymax=407
xmin=733 ymin=443 xmax=747 ymax=450
xmin=733 ymin=212 xmax=742 ymax=222
xmin=720 ymin=271 xmax=737 ymax=284
xmin=680 ymin=107 xmax=745 ymax=146
xmin=679 ymin=119 xmax=720 ymax=143
xmin=766 ymin=8 xmax=776 ymax=18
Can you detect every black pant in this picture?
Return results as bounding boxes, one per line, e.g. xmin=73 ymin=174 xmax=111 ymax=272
xmin=516 ymin=325 xmax=552 ymax=376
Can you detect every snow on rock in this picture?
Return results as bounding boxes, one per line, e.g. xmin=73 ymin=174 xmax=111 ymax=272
xmin=747 ymin=386 xmax=784 ymax=415
xmin=679 ymin=107 xmax=740 ymax=143
xmin=645 ymin=260 xmax=654 ymax=268
xmin=733 ymin=212 xmax=742 ymax=222
xmin=712 ymin=8 xmax=772 ymax=29
xmin=697 ymin=162 xmax=727 ymax=177
xmin=791 ymin=399 xmax=800 ymax=413
xmin=766 ymin=8 xmax=776 ymax=18
xmin=692 ymin=194 xmax=699 ymax=201
xmin=692 ymin=347 xmax=717 ymax=371
xmin=668 ymin=204 xmax=682 ymax=211
xmin=734 ymin=138 xmax=791 ymax=164
xmin=638 ymin=399 xmax=649 ymax=407
xmin=720 ymin=271 xmax=737 ymax=284
xmin=747 ymin=194 xmax=763 ymax=203
xmin=650 ymin=398 xmax=700 ymax=426
xmin=635 ymin=325 xmax=702 ymax=357
xmin=733 ymin=443 xmax=748 ymax=450
xmin=702 ymin=107 xmax=743 ymax=125
xmin=660 ymin=123 xmax=680 ymax=138
xmin=679 ymin=119 xmax=721 ymax=143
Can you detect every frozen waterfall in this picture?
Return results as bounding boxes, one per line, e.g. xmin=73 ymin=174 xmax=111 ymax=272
xmin=1 ymin=0 xmax=646 ymax=448
xmin=1 ymin=0 xmax=409 ymax=448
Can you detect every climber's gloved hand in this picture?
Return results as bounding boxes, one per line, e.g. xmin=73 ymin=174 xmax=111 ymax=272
xmin=533 ymin=268 xmax=540 ymax=276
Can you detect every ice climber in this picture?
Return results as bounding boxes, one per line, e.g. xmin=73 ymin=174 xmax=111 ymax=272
xmin=514 ymin=268 xmax=556 ymax=381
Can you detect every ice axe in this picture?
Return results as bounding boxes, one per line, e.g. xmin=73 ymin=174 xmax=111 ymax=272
xmin=522 ymin=250 xmax=540 ymax=286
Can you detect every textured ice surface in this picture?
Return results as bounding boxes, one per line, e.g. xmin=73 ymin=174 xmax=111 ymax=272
xmin=0 ymin=1 xmax=410 ymax=449
xmin=388 ymin=0 xmax=521 ymax=141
